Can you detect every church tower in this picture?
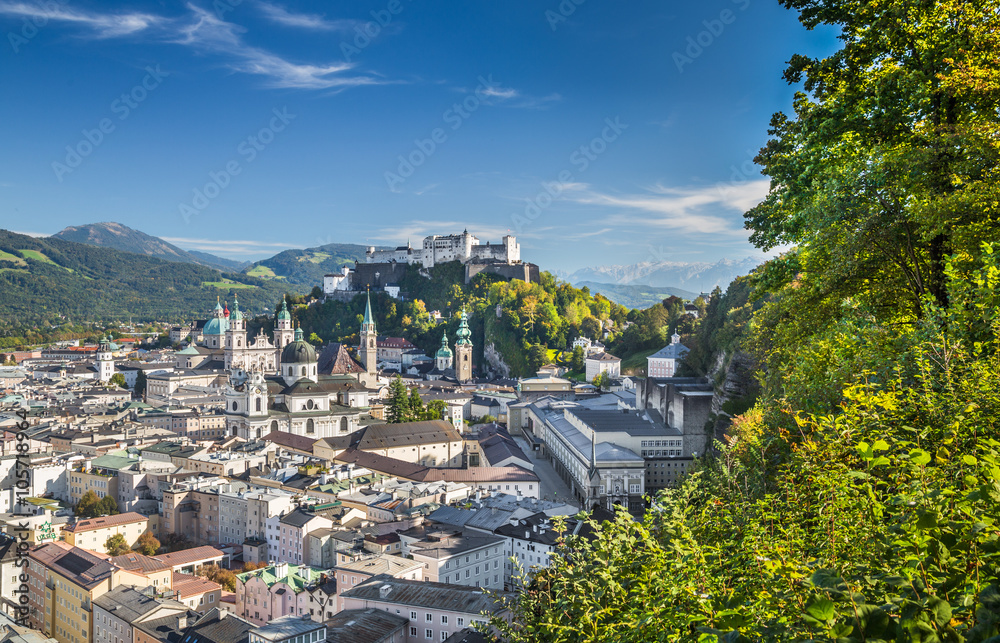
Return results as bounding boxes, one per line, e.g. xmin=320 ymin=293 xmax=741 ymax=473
xmin=435 ymin=331 xmax=453 ymax=371
xmin=359 ymin=289 xmax=378 ymax=375
xmin=454 ymin=309 xmax=473 ymax=382
xmin=273 ymin=296 xmax=294 ymax=349
xmin=225 ymin=295 xmax=247 ymax=368
xmin=96 ymin=336 xmax=114 ymax=383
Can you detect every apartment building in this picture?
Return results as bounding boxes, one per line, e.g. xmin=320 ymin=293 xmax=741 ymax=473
xmin=397 ymin=526 xmax=505 ymax=590
xmin=62 ymin=513 xmax=150 ymax=552
xmin=26 ymin=543 xmax=150 ymax=643
xmin=234 ymin=563 xmax=334 ymax=626
xmin=92 ymin=586 xmax=188 ymax=643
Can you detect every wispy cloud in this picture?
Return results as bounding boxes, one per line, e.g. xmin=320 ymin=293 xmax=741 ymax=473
xmin=162 ymin=235 xmax=297 ymax=257
xmin=0 ymin=1 xmax=384 ymax=90
xmin=175 ymin=5 xmax=382 ymax=90
xmin=0 ymin=1 xmax=163 ymax=37
xmin=257 ymin=2 xmax=360 ymax=32
xmin=565 ymin=179 xmax=769 ymax=236
xmin=455 ymin=81 xmax=561 ymax=110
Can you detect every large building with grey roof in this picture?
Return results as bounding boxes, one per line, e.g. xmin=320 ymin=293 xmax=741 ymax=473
xmin=340 ymin=575 xmax=504 ymax=642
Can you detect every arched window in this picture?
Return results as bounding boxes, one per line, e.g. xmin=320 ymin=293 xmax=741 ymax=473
xmin=237 ymin=339 xmax=242 ymax=347
xmin=306 ymin=399 xmax=314 ymax=410
xmin=301 ymin=366 xmax=306 ymax=376
xmin=255 ymin=398 xmax=261 ymax=412
xmin=231 ymin=401 xmax=238 ymax=412
xmin=271 ymin=420 xmax=278 ymax=432
xmin=306 ymin=419 xmax=314 ymax=434
xmin=340 ymin=417 xmax=349 ymax=434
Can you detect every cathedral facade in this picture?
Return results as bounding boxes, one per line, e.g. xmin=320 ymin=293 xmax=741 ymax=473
xmin=222 ymin=295 xmax=375 ymax=441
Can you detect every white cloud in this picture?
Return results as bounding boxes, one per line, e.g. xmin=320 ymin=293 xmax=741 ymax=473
xmin=162 ymin=236 xmax=297 ymax=257
xmin=565 ymin=179 xmax=770 ymax=236
xmin=0 ymin=1 xmax=163 ymax=37
xmin=175 ymin=5 xmax=381 ymax=90
xmin=257 ymin=2 xmax=360 ymax=32
xmin=0 ymin=1 xmax=383 ymax=90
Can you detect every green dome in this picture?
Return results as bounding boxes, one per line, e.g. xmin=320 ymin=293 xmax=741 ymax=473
xmin=277 ymin=297 xmax=291 ymax=321
xmin=229 ymin=295 xmax=243 ymax=321
xmin=281 ymin=327 xmax=316 ymax=364
xmin=455 ymin=309 xmax=472 ymax=345
xmin=203 ymin=316 xmax=229 ymax=336
xmin=436 ymin=333 xmax=453 ymax=358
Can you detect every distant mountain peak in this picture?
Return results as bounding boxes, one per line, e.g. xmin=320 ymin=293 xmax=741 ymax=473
xmin=52 ymin=222 xmax=244 ymax=271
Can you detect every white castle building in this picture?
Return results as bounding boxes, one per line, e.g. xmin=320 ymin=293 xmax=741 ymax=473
xmin=365 ymin=230 xmax=520 ymax=268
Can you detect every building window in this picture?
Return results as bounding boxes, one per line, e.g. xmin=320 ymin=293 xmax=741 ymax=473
xmin=426 ymin=630 xmax=433 ymax=640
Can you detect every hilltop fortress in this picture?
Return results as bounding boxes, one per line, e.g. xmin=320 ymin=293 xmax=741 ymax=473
xmin=325 ymin=231 xmax=537 ymax=299
xmin=365 ymin=230 xmax=520 ymax=268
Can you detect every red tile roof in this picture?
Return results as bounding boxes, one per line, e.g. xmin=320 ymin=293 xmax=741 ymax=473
xmin=64 ymin=511 xmax=149 ymax=533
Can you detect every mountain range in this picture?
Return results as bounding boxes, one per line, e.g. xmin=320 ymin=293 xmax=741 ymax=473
xmin=52 ymin=222 xmax=246 ymax=272
xmin=52 ymin=222 xmax=375 ymax=288
xmin=563 ymin=256 xmax=765 ymax=292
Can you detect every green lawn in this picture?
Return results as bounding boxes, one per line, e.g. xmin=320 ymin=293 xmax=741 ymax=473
xmin=0 ymin=250 xmax=27 ymax=266
xmin=246 ymin=265 xmax=276 ymax=278
xmin=19 ymin=249 xmax=58 ymax=265
xmin=202 ymin=280 xmax=255 ymax=289
xmin=304 ymin=252 xmax=330 ymax=264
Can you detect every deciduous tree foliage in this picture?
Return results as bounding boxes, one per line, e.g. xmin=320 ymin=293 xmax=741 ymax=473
xmin=491 ymin=2 xmax=1000 ymax=641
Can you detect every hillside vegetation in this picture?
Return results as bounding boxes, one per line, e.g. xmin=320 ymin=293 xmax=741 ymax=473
xmin=0 ymin=230 xmax=293 ymax=329
xmin=241 ymin=242 xmax=377 ymax=287
xmin=52 ymin=221 xmax=243 ymax=271
xmin=490 ymin=2 xmax=1000 ymax=641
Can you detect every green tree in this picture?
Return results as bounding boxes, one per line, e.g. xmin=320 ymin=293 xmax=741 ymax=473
xmin=581 ymin=316 xmax=601 ymax=340
xmin=98 ymin=494 xmax=119 ymax=516
xmin=162 ymin=532 xmax=194 ymax=552
xmin=527 ymin=343 xmax=547 ymax=374
xmin=422 ymin=399 xmax=448 ymax=421
xmin=134 ymin=531 xmax=160 ymax=556
xmin=108 ymin=373 xmax=127 ymax=389
xmin=407 ymin=388 xmax=424 ymax=422
xmin=134 ymin=369 xmax=147 ymax=397
xmin=746 ymin=0 xmax=1000 ymax=315
xmin=385 ymin=376 xmax=409 ymax=424
xmin=76 ymin=490 xmax=101 ymax=518
xmin=570 ymin=345 xmax=585 ymax=372
xmin=105 ymin=533 xmax=131 ymax=556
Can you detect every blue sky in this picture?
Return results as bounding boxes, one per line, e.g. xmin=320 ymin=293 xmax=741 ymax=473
xmin=0 ymin=0 xmax=839 ymax=271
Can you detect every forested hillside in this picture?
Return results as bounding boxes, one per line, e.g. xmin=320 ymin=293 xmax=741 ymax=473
xmin=490 ymin=2 xmax=1000 ymax=641
xmin=0 ymin=230 xmax=294 ymax=329
xmin=242 ymin=242 xmax=377 ymax=286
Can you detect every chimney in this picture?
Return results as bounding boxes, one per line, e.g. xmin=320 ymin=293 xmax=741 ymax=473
xmin=177 ymin=615 xmax=187 ymax=629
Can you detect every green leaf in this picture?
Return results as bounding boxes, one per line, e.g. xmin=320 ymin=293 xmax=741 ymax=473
xmin=806 ymin=597 xmax=836 ymax=621
xmin=910 ymin=449 xmax=931 ymax=466
xmin=963 ymin=454 xmax=978 ymax=465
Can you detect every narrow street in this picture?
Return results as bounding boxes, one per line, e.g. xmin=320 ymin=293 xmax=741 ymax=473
xmin=514 ymin=436 xmax=579 ymax=509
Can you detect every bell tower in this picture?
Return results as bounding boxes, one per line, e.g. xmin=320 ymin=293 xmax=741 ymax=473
xmin=454 ymin=309 xmax=473 ymax=382
xmin=359 ymin=289 xmax=378 ymax=375
xmin=273 ymin=296 xmax=294 ymax=349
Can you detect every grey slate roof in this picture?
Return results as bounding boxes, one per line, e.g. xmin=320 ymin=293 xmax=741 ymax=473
xmin=340 ymin=575 xmax=504 ymax=615
xmin=324 ymin=609 xmax=407 ymax=643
